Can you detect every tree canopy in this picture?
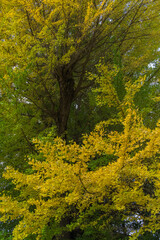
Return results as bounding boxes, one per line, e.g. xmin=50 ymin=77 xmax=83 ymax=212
xmin=1 ymin=0 xmax=160 ymax=239
xmin=0 ymin=0 xmax=160 ymax=135
xmin=1 ymin=77 xmax=160 ymax=240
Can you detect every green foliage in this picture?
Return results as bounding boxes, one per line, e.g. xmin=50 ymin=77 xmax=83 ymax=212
xmin=0 ymin=231 xmax=12 ymax=240
xmin=42 ymin=220 xmax=63 ymax=240
xmin=88 ymin=154 xmax=118 ymax=171
xmin=76 ymin=226 xmax=113 ymax=240
xmin=138 ymin=231 xmax=160 ymax=240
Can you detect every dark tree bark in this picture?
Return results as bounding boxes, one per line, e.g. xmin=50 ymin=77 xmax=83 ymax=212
xmin=55 ymin=66 xmax=75 ymax=137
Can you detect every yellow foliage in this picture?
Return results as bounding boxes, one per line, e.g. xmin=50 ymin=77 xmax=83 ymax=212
xmin=1 ymin=99 xmax=160 ymax=239
xmin=1 ymin=0 xmax=160 ymax=238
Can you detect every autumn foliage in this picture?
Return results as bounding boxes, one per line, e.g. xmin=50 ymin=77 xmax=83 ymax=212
xmin=1 ymin=0 xmax=160 ymax=239
xmin=1 ymin=72 xmax=160 ymax=240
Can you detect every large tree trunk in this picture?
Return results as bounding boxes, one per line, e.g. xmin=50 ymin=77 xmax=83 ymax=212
xmin=57 ymin=74 xmax=75 ymax=137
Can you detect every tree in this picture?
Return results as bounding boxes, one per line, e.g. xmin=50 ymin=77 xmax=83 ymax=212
xmin=1 ymin=1 xmax=160 ymax=239
xmin=1 ymin=70 xmax=160 ymax=240
xmin=0 ymin=0 xmax=160 ymax=137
